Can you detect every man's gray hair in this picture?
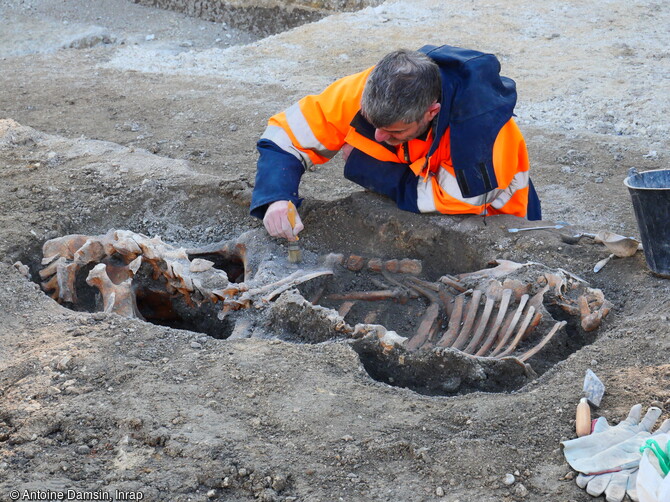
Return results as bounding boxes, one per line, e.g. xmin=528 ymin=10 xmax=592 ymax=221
xmin=361 ymin=49 xmax=441 ymax=128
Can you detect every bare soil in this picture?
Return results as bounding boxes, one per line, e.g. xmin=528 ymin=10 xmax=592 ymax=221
xmin=0 ymin=1 xmax=669 ymax=501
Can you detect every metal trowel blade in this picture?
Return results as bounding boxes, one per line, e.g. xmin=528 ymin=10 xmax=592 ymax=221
xmin=583 ymin=369 xmax=605 ymax=407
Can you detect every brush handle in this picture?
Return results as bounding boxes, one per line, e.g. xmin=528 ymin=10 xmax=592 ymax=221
xmin=287 ymin=201 xmax=299 ymax=241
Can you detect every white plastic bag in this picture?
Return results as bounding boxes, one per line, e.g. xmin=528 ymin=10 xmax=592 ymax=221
xmin=638 ymin=433 xmax=670 ymax=502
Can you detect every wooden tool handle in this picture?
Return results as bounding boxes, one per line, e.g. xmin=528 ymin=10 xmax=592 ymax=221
xmin=287 ymin=201 xmax=299 ymax=240
xmin=576 ymin=398 xmax=591 ymax=437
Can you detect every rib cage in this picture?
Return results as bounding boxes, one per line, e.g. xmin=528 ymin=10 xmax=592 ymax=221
xmin=323 ymin=257 xmax=609 ymax=364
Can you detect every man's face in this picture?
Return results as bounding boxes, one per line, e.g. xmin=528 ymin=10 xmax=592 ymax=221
xmin=373 ymin=102 xmax=441 ymax=146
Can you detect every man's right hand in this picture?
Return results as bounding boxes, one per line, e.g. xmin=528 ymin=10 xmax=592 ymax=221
xmin=263 ymin=200 xmax=304 ymax=240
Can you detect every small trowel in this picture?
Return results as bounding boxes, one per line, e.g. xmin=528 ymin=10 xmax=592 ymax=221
xmin=592 ymin=230 xmax=641 ymax=272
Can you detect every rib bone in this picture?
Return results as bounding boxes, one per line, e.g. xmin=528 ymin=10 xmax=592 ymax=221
xmin=451 ymin=289 xmax=483 ymax=351
xmin=463 ymin=294 xmax=495 ymax=354
xmin=437 ymin=294 xmax=465 ymax=348
xmin=475 ymin=288 xmax=513 ymax=357
xmin=490 ymin=294 xmax=529 ymax=357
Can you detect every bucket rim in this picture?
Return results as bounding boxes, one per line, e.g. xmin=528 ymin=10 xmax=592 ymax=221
xmin=624 ymin=168 xmax=670 ymax=190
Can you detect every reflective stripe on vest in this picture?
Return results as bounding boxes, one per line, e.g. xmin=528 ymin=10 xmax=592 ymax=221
xmin=417 ymin=167 xmax=529 ymax=214
xmin=284 ymin=103 xmax=339 ymax=161
xmin=489 ymin=170 xmax=530 ymax=210
xmin=260 ymin=124 xmax=313 ymax=169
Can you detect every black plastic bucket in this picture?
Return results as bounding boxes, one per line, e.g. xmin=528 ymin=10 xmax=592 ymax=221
xmin=624 ymin=168 xmax=670 ymax=278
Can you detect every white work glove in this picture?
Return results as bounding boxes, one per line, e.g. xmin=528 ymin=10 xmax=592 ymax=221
xmin=263 ymin=200 xmax=304 ymax=240
xmin=562 ymin=404 xmax=670 ymax=502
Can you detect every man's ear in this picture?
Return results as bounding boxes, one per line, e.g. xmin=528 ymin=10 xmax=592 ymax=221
xmin=427 ymin=102 xmax=441 ymax=120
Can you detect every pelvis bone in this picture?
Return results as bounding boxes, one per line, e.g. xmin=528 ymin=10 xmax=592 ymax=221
xmin=39 ymin=229 xmax=333 ymax=322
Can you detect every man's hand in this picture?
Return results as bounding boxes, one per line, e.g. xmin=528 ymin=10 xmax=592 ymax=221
xmin=263 ymin=200 xmax=304 ymax=240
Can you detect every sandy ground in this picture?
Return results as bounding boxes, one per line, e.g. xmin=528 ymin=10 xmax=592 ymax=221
xmin=0 ymin=0 xmax=669 ymax=501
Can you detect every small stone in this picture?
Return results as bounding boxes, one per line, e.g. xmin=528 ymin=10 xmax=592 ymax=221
xmin=206 ymin=489 xmax=216 ymax=498
xmin=514 ymin=483 xmax=528 ymax=497
xmin=595 ymin=177 xmax=604 ymax=183
xmin=238 ymin=468 xmax=248 ymax=477
xmin=76 ymin=445 xmax=90 ymax=455
xmin=56 ymin=356 xmax=72 ymax=371
xmin=436 ymin=486 xmax=445 ymax=497
xmin=257 ymin=489 xmax=277 ymax=502
xmin=13 ymin=261 xmax=30 ymax=278
xmin=651 ymin=400 xmax=663 ymax=409
xmin=591 ymin=359 xmax=598 ymax=366
xmin=190 ymin=258 xmax=214 ymax=273
xmin=229 ymin=124 xmax=238 ymax=132
xmin=191 ymin=342 xmax=203 ymax=349
xmin=503 ymin=473 xmax=516 ymax=485
xmin=145 ymin=34 xmax=155 ymax=41
xmin=271 ymin=475 xmax=287 ymax=492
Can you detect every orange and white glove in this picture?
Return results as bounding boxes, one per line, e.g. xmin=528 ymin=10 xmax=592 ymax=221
xmin=263 ymin=200 xmax=304 ymax=240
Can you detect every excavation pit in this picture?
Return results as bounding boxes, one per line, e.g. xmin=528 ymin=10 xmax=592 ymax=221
xmin=32 ymin=228 xmax=610 ymax=396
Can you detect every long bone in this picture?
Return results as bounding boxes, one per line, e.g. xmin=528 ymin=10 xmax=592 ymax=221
xmin=489 ymin=294 xmax=530 ymax=357
xmin=496 ymin=305 xmax=536 ymax=358
xmin=462 ymin=294 xmax=496 ymax=354
xmin=405 ymin=281 xmax=442 ymax=351
xmin=475 ymin=288 xmax=513 ymax=356
xmin=436 ymin=293 xmax=465 ymax=348
xmin=518 ymin=321 xmax=567 ymax=362
xmin=451 ymin=289 xmax=483 ymax=351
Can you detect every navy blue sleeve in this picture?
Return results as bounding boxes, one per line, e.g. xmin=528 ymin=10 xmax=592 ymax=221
xmin=526 ymin=178 xmax=542 ymax=221
xmin=250 ymin=139 xmax=306 ymax=219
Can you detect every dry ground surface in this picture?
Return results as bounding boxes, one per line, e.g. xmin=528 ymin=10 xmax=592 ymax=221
xmin=0 ymin=0 xmax=669 ymax=501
